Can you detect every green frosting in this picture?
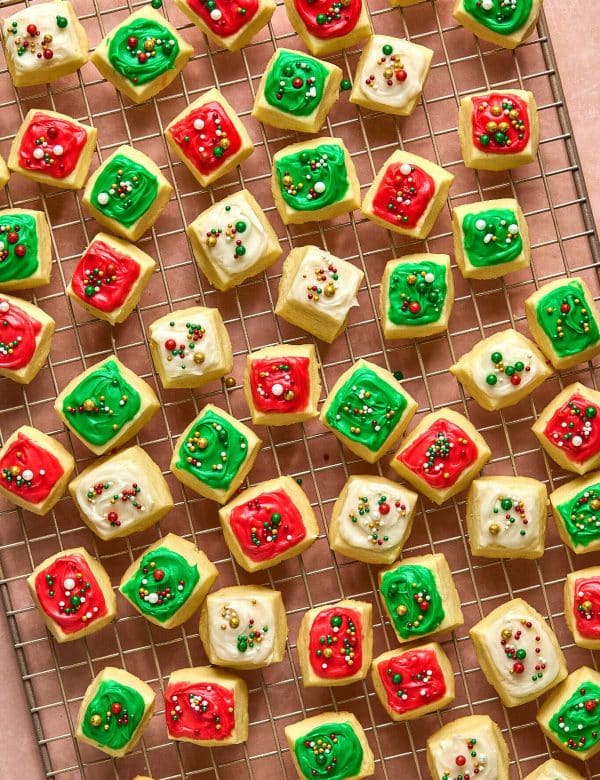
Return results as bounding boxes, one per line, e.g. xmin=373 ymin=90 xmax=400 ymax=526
xmin=380 ymin=563 xmax=445 ymax=639
xmin=175 ymin=408 xmax=249 ymax=491
xmin=0 ymin=214 xmax=39 ymax=283
xmin=557 ymin=483 xmax=600 ymax=548
xmin=120 ymin=546 xmax=199 ymax=622
xmin=324 ymin=365 xmax=407 ymax=453
xmin=62 ymin=359 xmax=142 ymax=447
xmin=294 ymin=722 xmax=363 ymax=780
xmin=548 ymin=681 xmax=600 ymax=752
xmin=535 ymin=280 xmax=600 ymax=358
xmin=107 ymin=17 xmax=180 ymax=86
xmin=264 ymin=50 xmax=328 ymax=117
xmin=81 ymin=678 xmax=146 ymax=751
xmin=462 ymin=208 xmax=523 ymax=267
xmin=90 ymin=154 xmax=159 ymax=227
xmin=274 ymin=143 xmax=350 ymax=212
xmin=463 ymin=0 xmax=533 ymax=35
xmin=388 ymin=260 xmax=448 ymax=327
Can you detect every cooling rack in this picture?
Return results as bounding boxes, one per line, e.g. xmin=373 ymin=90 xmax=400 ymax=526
xmin=1 ymin=0 xmax=599 ymax=777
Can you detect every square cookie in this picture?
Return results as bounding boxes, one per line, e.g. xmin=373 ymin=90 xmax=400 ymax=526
xmin=0 ymin=293 xmax=55 ymax=384
xmin=149 ymin=306 xmax=233 ymax=390
xmin=27 ymin=547 xmax=116 ymax=642
xmin=76 ymin=666 xmax=155 ymax=758
xmin=119 ymin=533 xmax=218 ymax=629
xmin=537 ymin=666 xmax=600 ymax=761
xmin=91 ymin=7 xmax=193 ymax=104
xmin=532 ymin=382 xmax=600 ymax=475
xmin=564 ymin=566 xmax=600 ymax=650
xmin=350 ymin=35 xmax=433 ymax=116
xmin=166 ymin=88 xmax=253 ymax=188
xmin=466 ymin=476 xmax=548 ymax=559
xmin=0 ymin=208 xmax=52 ymax=291
xmin=320 ymin=358 xmax=418 ymax=464
xmin=283 ymin=0 xmax=372 ymax=57
xmin=187 ymin=189 xmax=282 ymax=292
xmin=550 ymin=471 xmax=600 ymax=554
xmin=379 ymin=253 xmax=454 ymax=339
xmin=54 ymin=356 xmax=160 ymax=456
xmin=68 ymin=233 xmax=156 ymax=325
xmin=470 ymin=597 xmax=567 ymax=707
xmin=427 ymin=715 xmax=509 ymax=780
xmin=170 ymin=403 xmax=262 ymax=504
xmin=450 ymin=328 xmax=552 ymax=412
xmin=390 ymin=407 xmax=491 ymax=504
xmin=362 ymin=150 xmax=454 ymax=239
xmin=452 ymin=198 xmax=530 ymax=279
xmin=297 ymin=599 xmax=372 ymax=687
xmin=453 ymin=0 xmax=543 ymax=50
xmin=252 ymin=48 xmax=343 ymax=133
xmin=199 ymin=585 xmax=287 ymax=670
xmin=379 ymin=553 xmax=464 ymax=644
xmin=271 ymin=137 xmax=360 ymax=225
xmin=164 ymin=666 xmax=248 ymax=746
xmin=275 ymin=246 xmax=363 ymax=343
xmin=69 ymin=445 xmax=174 ymax=541
xmin=2 ymin=1 xmax=88 ymax=88
xmin=371 ymin=642 xmax=455 ymax=722
xmin=459 ymin=89 xmax=540 ymax=170
xmin=0 ymin=425 xmax=74 ymax=515
xmin=219 ymin=476 xmax=319 ymax=572
xmin=243 ymin=343 xmax=321 ymax=426
xmin=523 ymin=759 xmax=584 ymax=780
xmin=285 ymin=711 xmax=375 ymax=779
xmin=328 ymin=474 xmax=418 ymax=565
xmin=82 ymin=145 xmax=172 ymax=241
xmin=174 ymin=0 xmax=276 ymax=51
xmin=8 ymin=109 xmax=97 ymax=190
xmin=525 ymin=277 xmax=600 ymax=370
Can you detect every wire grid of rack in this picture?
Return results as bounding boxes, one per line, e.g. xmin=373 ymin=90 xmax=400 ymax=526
xmin=1 ymin=0 xmax=599 ymax=777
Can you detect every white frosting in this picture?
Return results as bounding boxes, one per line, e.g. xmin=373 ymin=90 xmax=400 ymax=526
xmin=471 ymin=333 xmax=542 ymax=398
xmin=473 ymin=479 xmax=542 ymax=551
xmin=289 ymin=247 xmax=361 ymax=321
xmin=337 ymin=478 xmax=413 ymax=551
xmin=359 ymin=36 xmax=428 ymax=108
xmin=150 ymin=316 xmax=220 ymax=381
xmin=74 ymin=461 xmax=154 ymax=534
xmin=485 ymin=609 xmax=561 ymax=699
xmin=431 ymin=731 xmax=497 ymax=780
xmin=198 ymin=200 xmax=267 ymax=278
xmin=207 ymin=595 xmax=276 ymax=666
xmin=3 ymin=3 xmax=79 ymax=76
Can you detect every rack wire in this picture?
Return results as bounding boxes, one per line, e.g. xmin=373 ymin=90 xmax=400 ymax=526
xmin=0 ymin=0 xmax=599 ymax=777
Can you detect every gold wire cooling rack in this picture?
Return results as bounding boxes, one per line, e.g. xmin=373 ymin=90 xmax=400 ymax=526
xmin=1 ymin=0 xmax=599 ymax=778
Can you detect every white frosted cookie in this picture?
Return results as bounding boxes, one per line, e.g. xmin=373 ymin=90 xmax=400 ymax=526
xmin=426 ymin=714 xmax=510 ymax=780
xmin=350 ymin=35 xmax=433 ymax=116
xmin=523 ymin=759 xmax=584 ymax=780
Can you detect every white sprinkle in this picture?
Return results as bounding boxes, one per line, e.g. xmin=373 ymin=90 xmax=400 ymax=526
xmin=33 ymin=147 xmax=45 ymax=160
xmin=22 ymin=469 xmax=33 ymax=481
xmin=271 ymin=382 xmax=284 ymax=397
xmin=97 ymin=192 xmax=109 ymax=206
xmin=400 ymin=163 xmax=412 ymax=176
xmin=0 ymin=301 xmax=9 ymax=314
xmin=475 ymin=218 xmax=487 ymax=231
xmin=424 ymin=272 xmax=435 ymax=284
xmin=482 ymin=0 xmax=493 ymax=9
xmin=314 ymin=181 xmax=326 ymax=194
xmin=63 ymin=577 xmax=76 ymax=591
xmin=53 ymin=145 xmax=64 ymax=157
xmin=508 ymin=223 xmax=519 ymax=235
xmin=147 ymin=592 xmax=159 ymax=604
xmin=210 ymin=8 xmax=222 ymax=19
xmin=572 ymin=435 xmax=583 ymax=447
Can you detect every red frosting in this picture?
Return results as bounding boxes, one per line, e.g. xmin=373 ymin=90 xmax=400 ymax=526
xmin=371 ymin=162 xmax=435 ymax=229
xmin=294 ymin=0 xmax=362 ymax=39
xmin=17 ymin=112 xmax=88 ymax=180
xmin=397 ymin=418 xmax=479 ymax=488
xmin=0 ymin=433 xmax=64 ymax=505
xmin=543 ymin=393 xmax=600 ymax=464
xmin=471 ymin=93 xmax=530 ymax=154
xmin=0 ymin=298 xmax=41 ymax=370
xmin=168 ymin=102 xmax=242 ymax=177
xmin=377 ymin=647 xmax=447 ymax=715
xmin=573 ymin=576 xmax=600 ymax=640
xmin=308 ymin=606 xmax=362 ymax=679
xmin=70 ymin=240 xmax=141 ymax=313
xmin=228 ymin=488 xmax=307 ymax=562
xmin=185 ymin=0 xmax=258 ymax=37
xmin=164 ymin=680 xmax=235 ymax=741
xmin=249 ymin=356 xmax=311 ymax=415
xmin=34 ymin=553 xmax=108 ymax=634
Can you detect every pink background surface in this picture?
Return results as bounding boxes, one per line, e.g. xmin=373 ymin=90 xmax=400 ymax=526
xmin=0 ymin=0 xmax=598 ymax=777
